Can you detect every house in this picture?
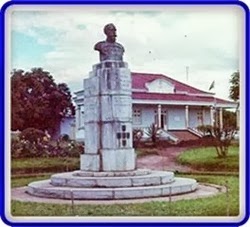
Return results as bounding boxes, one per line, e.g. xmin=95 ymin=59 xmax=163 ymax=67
xmin=73 ymin=72 xmax=237 ymax=142
xmin=51 ymin=116 xmax=76 ymax=140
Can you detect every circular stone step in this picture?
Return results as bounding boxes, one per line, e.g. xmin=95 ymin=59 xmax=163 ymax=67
xmin=73 ymin=169 xmax=152 ymax=177
xmin=50 ymin=171 xmax=174 ymax=188
xmin=27 ymin=177 xmax=198 ymax=200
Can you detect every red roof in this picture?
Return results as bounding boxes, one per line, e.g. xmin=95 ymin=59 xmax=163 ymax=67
xmin=131 ymin=72 xmax=235 ymax=105
xmin=132 ymin=72 xmax=212 ymax=95
xmin=132 ymin=92 xmax=235 ymax=105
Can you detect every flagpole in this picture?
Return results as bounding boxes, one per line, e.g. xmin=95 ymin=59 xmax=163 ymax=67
xmin=208 ymin=80 xmax=216 ymax=128
xmin=214 ymin=96 xmax=217 ymax=128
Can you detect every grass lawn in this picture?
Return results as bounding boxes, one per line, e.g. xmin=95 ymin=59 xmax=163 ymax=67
xmin=12 ymin=175 xmax=51 ymax=188
xmin=11 ymin=174 xmax=239 ymax=216
xmin=12 ymin=157 xmax=79 ymax=174
xmin=177 ymin=146 xmax=239 ymax=172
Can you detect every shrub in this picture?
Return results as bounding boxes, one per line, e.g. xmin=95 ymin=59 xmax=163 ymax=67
xmin=11 ymin=138 xmax=41 ymax=158
xmin=11 ymin=133 xmax=84 ymax=158
xmin=133 ymin=128 xmax=143 ymax=148
xmin=11 ymin=137 xmax=23 ymax=158
xmin=20 ymin=128 xmax=45 ymax=143
xmin=145 ymin=124 xmax=161 ymax=146
xmin=197 ymin=125 xmax=237 ymax=158
xmin=60 ymin=134 xmax=70 ymax=142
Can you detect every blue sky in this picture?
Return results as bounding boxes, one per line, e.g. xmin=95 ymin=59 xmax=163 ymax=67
xmin=8 ymin=5 xmax=243 ymax=99
xmin=11 ymin=31 xmax=54 ymax=69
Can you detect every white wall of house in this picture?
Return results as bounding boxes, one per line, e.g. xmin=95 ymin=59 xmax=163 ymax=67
xmin=167 ymin=108 xmax=185 ymax=129
xmin=203 ymin=109 xmax=211 ymax=125
xmin=75 ymin=103 xmax=214 ymax=142
xmin=133 ymin=105 xmax=186 ymax=130
xmin=141 ymin=105 xmax=155 ymax=128
xmin=146 ymin=79 xmax=175 ymax=94
xmin=76 ymin=129 xmax=85 ymax=142
xmin=133 ymin=105 xmax=212 ymax=131
xmin=189 ymin=107 xmax=211 ymax=128
xmin=75 ymin=104 xmax=85 ymax=141
xmin=75 ymin=105 xmax=84 ymax=129
xmin=60 ymin=117 xmax=76 ymax=139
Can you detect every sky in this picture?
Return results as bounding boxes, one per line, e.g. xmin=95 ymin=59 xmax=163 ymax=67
xmin=8 ymin=5 xmax=243 ymax=100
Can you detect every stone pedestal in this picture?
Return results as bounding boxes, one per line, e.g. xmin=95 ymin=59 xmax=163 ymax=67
xmin=81 ymin=60 xmax=136 ymax=172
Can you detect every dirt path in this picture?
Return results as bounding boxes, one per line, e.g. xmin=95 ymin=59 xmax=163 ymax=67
xmin=137 ymin=147 xmax=194 ymax=172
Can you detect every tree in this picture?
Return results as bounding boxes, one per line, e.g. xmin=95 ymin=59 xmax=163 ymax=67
xmin=11 ymin=68 xmax=75 ymax=135
xmin=197 ymin=125 xmax=236 ymax=158
xmin=213 ymin=126 xmax=236 ymax=158
xmin=229 ymin=71 xmax=239 ymax=101
xmin=223 ymin=110 xmax=236 ymax=128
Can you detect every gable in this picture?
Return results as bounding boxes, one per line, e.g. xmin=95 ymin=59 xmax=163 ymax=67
xmin=146 ymin=79 xmax=175 ymax=93
xmin=132 ymin=72 xmax=214 ymax=95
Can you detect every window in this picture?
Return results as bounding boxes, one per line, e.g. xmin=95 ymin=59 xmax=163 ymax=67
xmin=77 ymin=105 xmax=84 ymax=129
xmin=133 ymin=109 xmax=141 ymax=125
xmin=154 ymin=110 xmax=167 ymax=129
xmin=197 ymin=111 xmax=203 ymax=125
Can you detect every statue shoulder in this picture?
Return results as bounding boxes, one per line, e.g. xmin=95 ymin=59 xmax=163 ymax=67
xmin=116 ymin=42 xmax=125 ymax=52
xmin=94 ymin=41 xmax=106 ymax=51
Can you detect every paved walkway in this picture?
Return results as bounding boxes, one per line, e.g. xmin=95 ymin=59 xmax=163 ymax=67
xmin=137 ymin=147 xmax=194 ymax=172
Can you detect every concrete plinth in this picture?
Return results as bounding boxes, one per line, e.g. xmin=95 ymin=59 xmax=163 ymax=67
xmin=83 ymin=60 xmax=135 ymax=172
xmin=80 ymin=154 xmax=100 ymax=171
xmin=101 ymin=148 xmax=135 ymax=171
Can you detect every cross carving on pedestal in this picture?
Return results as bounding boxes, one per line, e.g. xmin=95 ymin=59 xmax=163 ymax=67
xmin=117 ymin=125 xmax=130 ymax=147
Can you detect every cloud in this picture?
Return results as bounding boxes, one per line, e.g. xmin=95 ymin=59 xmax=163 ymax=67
xmin=10 ymin=5 xmax=242 ymax=99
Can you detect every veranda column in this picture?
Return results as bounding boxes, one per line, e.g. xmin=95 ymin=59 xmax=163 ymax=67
xmin=157 ymin=104 xmax=162 ymax=128
xmin=202 ymin=107 xmax=205 ymax=125
xmin=236 ymin=109 xmax=240 ymax=129
xmin=210 ymin=106 xmax=213 ymax=126
xmin=185 ymin=105 xmax=189 ymax=128
xmin=219 ymin=107 xmax=223 ymax=130
xmin=77 ymin=105 xmax=81 ymax=128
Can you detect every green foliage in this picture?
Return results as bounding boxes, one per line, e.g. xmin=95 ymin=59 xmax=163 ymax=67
xmin=223 ymin=110 xmax=236 ymax=129
xmin=12 ymin=175 xmax=50 ymax=188
xmin=11 ymin=68 xmax=75 ymax=133
xmin=20 ymin=128 xmax=45 ymax=143
xmin=177 ymin=146 xmax=239 ymax=172
xmin=213 ymin=127 xmax=236 ymax=158
xmin=11 ymin=135 xmax=84 ymax=159
xmin=196 ymin=125 xmax=237 ymax=158
xmin=11 ymin=175 xmax=239 ymax=216
xmin=145 ymin=124 xmax=161 ymax=145
xmin=229 ymin=71 xmax=239 ymax=101
xmin=12 ymin=157 xmax=79 ymax=174
xmin=60 ymin=134 xmax=70 ymax=142
xmin=133 ymin=128 xmax=143 ymax=148
xmin=197 ymin=125 xmax=213 ymax=136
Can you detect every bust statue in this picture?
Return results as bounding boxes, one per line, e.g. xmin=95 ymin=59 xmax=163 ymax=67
xmin=94 ymin=23 xmax=125 ymax=62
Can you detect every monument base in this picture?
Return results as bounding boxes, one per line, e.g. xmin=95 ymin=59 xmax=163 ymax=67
xmin=27 ymin=169 xmax=198 ymax=200
xmin=101 ymin=148 xmax=135 ymax=171
xmin=80 ymin=148 xmax=136 ymax=172
xmin=80 ymin=154 xmax=100 ymax=171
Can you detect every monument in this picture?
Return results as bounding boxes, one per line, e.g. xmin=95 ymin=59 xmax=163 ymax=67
xmin=81 ymin=23 xmax=135 ymax=172
xmin=26 ymin=24 xmax=198 ymax=200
